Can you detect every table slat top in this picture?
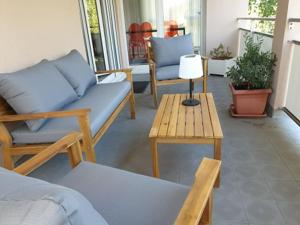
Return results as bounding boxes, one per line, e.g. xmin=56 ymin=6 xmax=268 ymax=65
xmin=149 ymin=93 xmax=223 ymax=139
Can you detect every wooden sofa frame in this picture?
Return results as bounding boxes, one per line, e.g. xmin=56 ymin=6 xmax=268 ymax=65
xmin=147 ymin=46 xmax=209 ymax=107
xmin=13 ymin=132 xmax=221 ymax=225
xmin=0 ymin=69 xmax=136 ymax=170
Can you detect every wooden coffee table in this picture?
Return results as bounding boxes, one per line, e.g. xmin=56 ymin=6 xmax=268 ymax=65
xmin=149 ymin=93 xmax=223 ymax=187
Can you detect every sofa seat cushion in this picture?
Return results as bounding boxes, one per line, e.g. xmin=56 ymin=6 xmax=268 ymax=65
xmin=156 ymin=65 xmax=180 ymax=80
xmin=151 ymin=34 xmax=194 ymax=68
xmin=0 ymin=167 xmax=109 ymax=225
xmin=52 ymin=50 xmax=97 ymax=97
xmin=57 ymin=162 xmax=189 ymax=225
xmin=0 ymin=61 xmax=78 ymax=131
xmin=11 ymin=81 xmax=131 ymax=144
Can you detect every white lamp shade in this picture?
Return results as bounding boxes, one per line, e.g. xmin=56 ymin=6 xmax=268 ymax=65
xmin=179 ymin=54 xmax=203 ymax=79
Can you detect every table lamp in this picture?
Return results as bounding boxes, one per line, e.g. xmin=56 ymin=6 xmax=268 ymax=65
xmin=179 ymin=54 xmax=203 ymax=106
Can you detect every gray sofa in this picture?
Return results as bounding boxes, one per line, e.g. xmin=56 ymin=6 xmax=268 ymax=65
xmin=0 ymin=50 xmax=135 ymax=168
xmin=0 ymin=132 xmax=221 ymax=225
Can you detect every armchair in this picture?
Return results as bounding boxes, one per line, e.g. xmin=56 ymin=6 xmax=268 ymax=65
xmin=148 ymin=34 xmax=208 ymax=107
xmin=5 ymin=132 xmax=221 ymax=225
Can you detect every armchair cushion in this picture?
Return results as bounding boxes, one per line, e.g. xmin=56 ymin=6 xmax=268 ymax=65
xmin=156 ymin=65 xmax=180 ymax=80
xmin=11 ymin=81 xmax=131 ymax=144
xmin=0 ymin=61 xmax=78 ymax=131
xmin=52 ymin=50 xmax=97 ymax=97
xmin=0 ymin=167 xmax=109 ymax=225
xmin=58 ymin=162 xmax=189 ymax=225
xmin=151 ymin=34 xmax=194 ymax=68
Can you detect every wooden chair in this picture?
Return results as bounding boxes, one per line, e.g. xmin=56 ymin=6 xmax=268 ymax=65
xmin=165 ymin=20 xmax=179 ymax=38
xmin=12 ymin=131 xmax=221 ymax=225
xmin=141 ymin=22 xmax=153 ymax=57
xmin=0 ymin=69 xmax=135 ymax=170
xmin=128 ymin=23 xmax=144 ymax=59
xmin=148 ymin=45 xmax=208 ymax=107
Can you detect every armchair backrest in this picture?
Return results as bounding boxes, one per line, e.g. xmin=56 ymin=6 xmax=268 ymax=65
xmin=150 ymin=34 xmax=194 ymax=68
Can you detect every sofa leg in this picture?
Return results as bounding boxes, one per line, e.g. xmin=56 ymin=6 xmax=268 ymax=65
xmin=3 ymin=146 xmax=14 ymax=170
xmin=129 ymin=92 xmax=136 ymax=119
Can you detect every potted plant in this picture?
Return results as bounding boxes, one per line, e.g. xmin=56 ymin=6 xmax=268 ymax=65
xmin=208 ymin=44 xmax=235 ymax=77
xmin=227 ymin=35 xmax=276 ymax=117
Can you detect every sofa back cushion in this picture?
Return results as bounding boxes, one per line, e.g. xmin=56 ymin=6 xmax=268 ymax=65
xmin=151 ymin=34 xmax=194 ymax=68
xmin=52 ymin=50 xmax=96 ymax=97
xmin=0 ymin=61 xmax=78 ymax=131
xmin=0 ymin=167 xmax=109 ymax=225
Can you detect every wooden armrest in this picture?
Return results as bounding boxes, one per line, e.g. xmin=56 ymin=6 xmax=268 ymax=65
xmin=14 ymin=132 xmax=83 ymax=175
xmin=0 ymin=108 xmax=91 ymax=122
xmin=95 ymin=68 xmax=133 ymax=83
xmin=174 ymin=158 xmax=221 ymax=225
xmin=95 ymin=68 xmax=132 ymax=74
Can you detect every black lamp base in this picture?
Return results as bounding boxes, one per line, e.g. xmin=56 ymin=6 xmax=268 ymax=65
xmin=182 ymin=98 xmax=200 ymax=106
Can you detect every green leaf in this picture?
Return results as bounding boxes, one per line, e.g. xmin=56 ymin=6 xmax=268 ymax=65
xmin=226 ymin=34 xmax=277 ymax=90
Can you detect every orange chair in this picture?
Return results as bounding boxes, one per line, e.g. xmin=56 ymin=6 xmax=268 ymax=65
xmin=164 ymin=20 xmax=179 ymax=38
xmin=141 ymin=22 xmax=153 ymax=57
xmin=128 ymin=23 xmax=143 ymax=59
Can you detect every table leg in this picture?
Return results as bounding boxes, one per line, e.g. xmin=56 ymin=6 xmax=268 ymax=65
xmin=214 ymin=138 xmax=222 ymax=187
xmin=150 ymin=138 xmax=160 ymax=178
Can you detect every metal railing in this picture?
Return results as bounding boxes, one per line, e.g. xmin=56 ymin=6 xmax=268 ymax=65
xmin=285 ymin=41 xmax=300 ymax=122
xmin=237 ymin=28 xmax=273 ymax=56
xmin=289 ymin=18 xmax=300 ymax=23
xmin=237 ymin=17 xmax=275 ymax=36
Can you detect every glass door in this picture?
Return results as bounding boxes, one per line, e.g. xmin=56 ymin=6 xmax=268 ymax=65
xmin=80 ymin=0 xmax=108 ymax=71
xmin=163 ymin=0 xmax=202 ymax=53
xmin=122 ymin=0 xmax=205 ymax=67
xmin=123 ymin=0 xmax=157 ymax=65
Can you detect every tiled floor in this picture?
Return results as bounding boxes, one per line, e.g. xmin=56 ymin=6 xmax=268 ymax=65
xmin=30 ymin=76 xmax=300 ymax=225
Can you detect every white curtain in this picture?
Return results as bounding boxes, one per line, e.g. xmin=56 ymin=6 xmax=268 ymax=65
xmin=163 ymin=0 xmax=201 ymax=47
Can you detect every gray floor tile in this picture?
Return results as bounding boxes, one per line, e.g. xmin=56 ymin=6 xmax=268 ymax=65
xmin=277 ymin=201 xmax=300 ymax=225
xmin=235 ymin=164 xmax=265 ymax=181
xmin=250 ymin=149 xmax=283 ymax=166
xmin=244 ymin=199 xmax=285 ymax=225
xmin=238 ymin=179 xmax=273 ymax=201
xmin=278 ymin=151 xmax=300 ymax=166
xmin=261 ymin=164 xmax=293 ymax=180
xmin=287 ymin=165 xmax=300 ymax=180
xmin=213 ymin=197 xmax=248 ymax=224
xmin=267 ymin=180 xmax=300 ymax=202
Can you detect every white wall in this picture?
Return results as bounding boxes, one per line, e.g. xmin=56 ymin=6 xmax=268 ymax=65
xmin=270 ymin=0 xmax=300 ymax=110
xmin=206 ymin=0 xmax=248 ymax=56
xmin=0 ymin=0 xmax=86 ymax=73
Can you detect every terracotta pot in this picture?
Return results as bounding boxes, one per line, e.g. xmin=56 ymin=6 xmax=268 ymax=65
xmin=229 ymin=83 xmax=272 ymax=115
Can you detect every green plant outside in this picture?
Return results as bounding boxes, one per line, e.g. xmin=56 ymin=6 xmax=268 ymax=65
xmin=86 ymin=0 xmax=100 ymax=34
xmin=227 ymin=34 xmax=277 ymax=90
xmin=248 ymin=0 xmax=278 ymax=34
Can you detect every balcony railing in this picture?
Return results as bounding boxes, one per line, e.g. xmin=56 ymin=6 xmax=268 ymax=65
xmin=285 ymin=40 xmax=300 ymax=122
xmin=237 ymin=28 xmax=273 ymax=56
xmin=237 ymin=17 xmax=276 ymax=36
